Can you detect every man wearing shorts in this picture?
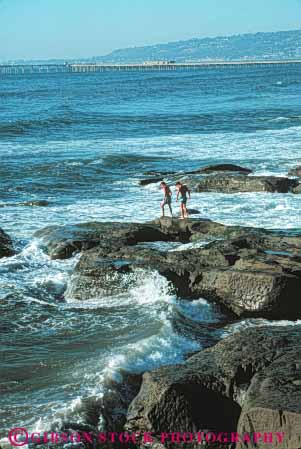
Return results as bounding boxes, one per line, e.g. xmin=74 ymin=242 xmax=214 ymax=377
xmin=176 ymin=181 xmax=191 ymax=219
xmin=160 ymin=182 xmax=173 ymax=217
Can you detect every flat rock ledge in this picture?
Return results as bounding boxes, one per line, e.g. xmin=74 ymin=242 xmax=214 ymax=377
xmin=125 ymin=325 xmax=301 ymax=449
xmin=36 ymin=218 xmax=301 ymax=320
xmin=34 ymin=221 xmax=171 ymax=260
xmin=0 ymin=227 xmax=14 ymax=258
xmin=139 ymin=164 xmax=300 ymax=193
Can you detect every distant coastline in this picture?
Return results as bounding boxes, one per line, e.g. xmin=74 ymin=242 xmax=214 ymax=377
xmin=2 ymin=29 xmax=301 ymax=66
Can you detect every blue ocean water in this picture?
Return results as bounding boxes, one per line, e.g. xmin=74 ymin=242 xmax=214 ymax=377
xmin=0 ymin=65 xmax=301 ymax=435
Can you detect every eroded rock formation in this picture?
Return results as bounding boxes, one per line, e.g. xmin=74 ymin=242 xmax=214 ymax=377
xmin=126 ymin=326 xmax=301 ymax=449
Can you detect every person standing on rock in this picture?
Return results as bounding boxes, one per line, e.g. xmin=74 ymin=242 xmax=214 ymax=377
xmin=176 ymin=181 xmax=191 ymax=219
xmin=160 ymin=181 xmax=173 ymax=217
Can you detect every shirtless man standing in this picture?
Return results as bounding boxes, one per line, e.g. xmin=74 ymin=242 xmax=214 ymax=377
xmin=175 ymin=181 xmax=191 ymax=219
xmin=160 ymin=182 xmax=173 ymax=217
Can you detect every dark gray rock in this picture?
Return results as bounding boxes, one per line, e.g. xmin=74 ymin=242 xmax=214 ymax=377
xmin=65 ymin=218 xmax=301 ymax=319
xmin=0 ymin=200 xmax=50 ymax=208
xmin=154 ymin=217 xmax=301 ymax=252
xmin=139 ymin=177 xmax=163 ymax=186
xmin=101 ymin=372 xmax=142 ymax=432
xmin=140 ymin=166 xmax=299 ymax=194
xmin=195 ymin=174 xmax=298 ymax=193
xmin=34 ymin=222 xmax=108 ymax=259
xmin=34 ymin=222 xmax=169 ymax=259
xmin=126 ymin=326 xmax=301 ymax=449
xmin=0 ymin=228 xmax=14 ymax=258
xmin=140 ymin=164 xmax=252 ymax=188
xmin=192 ymin=163 xmax=252 ymax=174
xmin=144 ymin=170 xmax=175 ymax=176
xmin=181 ymin=265 xmax=301 ymax=318
xmin=22 ymin=200 xmax=50 ymax=207
xmin=288 ymin=166 xmax=301 ymax=178
xmin=66 ymin=258 xmax=140 ymax=299
xmin=153 ymin=217 xmax=242 ymax=241
xmin=187 ymin=208 xmax=201 ymax=215
xmin=159 ymin=240 xmax=301 ymax=319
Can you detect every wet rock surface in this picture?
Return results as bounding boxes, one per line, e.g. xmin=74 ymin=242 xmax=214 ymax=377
xmin=194 ymin=174 xmax=298 ymax=193
xmin=34 ymin=222 xmax=170 ymax=260
xmin=0 ymin=227 xmax=14 ymax=258
xmin=139 ymin=164 xmax=299 ymax=193
xmin=34 ymin=216 xmax=301 ymax=446
xmin=101 ymin=372 xmax=143 ymax=432
xmin=125 ymin=325 xmax=301 ymax=449
xmin=143 ymin=164 xmax=252 ymax=178
xmin=41 ymin=217 xmax=301 ymax=319
xmin=193 ymin=164 xmax=252 ymax=174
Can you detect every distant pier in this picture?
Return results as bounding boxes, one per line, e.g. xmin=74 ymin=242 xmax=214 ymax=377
xmin=1 ymin=60 xmax=301 ymax=75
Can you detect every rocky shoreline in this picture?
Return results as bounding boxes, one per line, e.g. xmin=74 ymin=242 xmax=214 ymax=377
xmin=2 ymin=165 xmax=301 ymax=448
xmin=30 ymin=214 xmax=301 ymax=448
xmin=34 ymin=216 xmax=301 ymax=319
xmin=139 ymin=164 xmax=301 ymax=194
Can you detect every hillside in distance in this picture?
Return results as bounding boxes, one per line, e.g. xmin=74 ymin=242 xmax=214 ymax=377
xmin=4 ymin=29 xmax=301 ymax=65
xmin=93 ymin=30 xmax=301 ymax=63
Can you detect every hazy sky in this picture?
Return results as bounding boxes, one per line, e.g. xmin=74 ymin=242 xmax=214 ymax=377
xmin=0 ymin=0 xmax=301 ymax=60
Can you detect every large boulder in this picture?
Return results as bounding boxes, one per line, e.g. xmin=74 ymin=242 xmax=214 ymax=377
xmin=159 ymin=241 xmax=301 ymax=319
xmin=126 ymin=326 xmax=301 ymax=449
xmin=195 ymin=174 xmax=298 ymax=193
xmin=181 ymin=265 xmax=301 ymax=318
xmin=0 ymin=228 xmax=14 ymax=258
